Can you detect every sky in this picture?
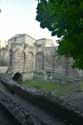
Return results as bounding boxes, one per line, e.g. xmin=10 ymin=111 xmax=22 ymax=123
xmin=0 ymin=0 xmax=58 ymax=47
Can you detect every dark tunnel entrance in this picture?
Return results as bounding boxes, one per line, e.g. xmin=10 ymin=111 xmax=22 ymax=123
xmin=12 ymin=73 xmax=23 ymax=84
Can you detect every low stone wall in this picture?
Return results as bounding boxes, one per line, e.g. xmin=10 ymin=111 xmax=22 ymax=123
xmin=0 ymin=89 xmax=44 ymax=124
xmin=34 ymin=71 xmax=82 ymax=84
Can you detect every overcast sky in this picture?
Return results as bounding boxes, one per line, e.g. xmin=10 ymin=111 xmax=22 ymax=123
xmin=0 ymin=0 xmax=58 ymax=46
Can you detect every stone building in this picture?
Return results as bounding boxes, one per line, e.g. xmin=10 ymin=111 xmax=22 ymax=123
xmin=6 ymin=33 xmax=83 ymax=83
xmin=7 ymin=34 xmax=54 ymax=80
xmin=0 ymin=34 xmax=80 ymax=83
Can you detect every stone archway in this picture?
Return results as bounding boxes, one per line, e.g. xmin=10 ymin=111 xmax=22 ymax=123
xmin=12 ymin=72 xmax=23 ymax=83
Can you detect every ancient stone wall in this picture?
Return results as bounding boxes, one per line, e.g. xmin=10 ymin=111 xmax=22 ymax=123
xmin=7 ymin=34 xmax=35 ymax=80
xmin=34 ymin=41 xmax=83 ymax=83
xmin=1 ymin=33 xmax=83 ymax=83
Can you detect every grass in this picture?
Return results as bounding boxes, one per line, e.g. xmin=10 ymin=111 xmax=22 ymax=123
xmin=79 ymin=83 xmax=83 ymax=91
xmin=22 ymin=80 xmax=57 ymax=91
xmin=22 ymin=79 xmax=81 ymax=96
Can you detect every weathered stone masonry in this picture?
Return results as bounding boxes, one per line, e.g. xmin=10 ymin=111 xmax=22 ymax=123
xmin=3 ymin=34 xmax=83 ymax=83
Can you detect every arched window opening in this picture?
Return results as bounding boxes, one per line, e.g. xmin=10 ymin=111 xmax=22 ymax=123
xmin=36 ymin=53 xmax=44 ymax=71
xmin=24 ymin=52 xmax=34 ymax=72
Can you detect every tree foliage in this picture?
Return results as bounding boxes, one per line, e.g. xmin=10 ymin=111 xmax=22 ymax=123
xmin=36 ymin=0 xmax=83 ymax=69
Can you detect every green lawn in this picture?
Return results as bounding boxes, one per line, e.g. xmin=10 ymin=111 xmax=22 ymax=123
xmin=22 ymin=80 xmax=57 ymax=91
xmin=79 ymin=83 xmax=83 ymax=91
xmin=22 ymin=80 xmax=81 ymax=96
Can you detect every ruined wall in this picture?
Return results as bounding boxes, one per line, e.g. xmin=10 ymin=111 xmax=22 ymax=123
xmin=7 ymin=34 xmax=83 ymax=83
xmin=8 ymin=35 xmax=25 ymax=73
xmin=8 ymin=34 xmax=35 ymax=80
xmin=34 ymin=41 xmax=83 ymax=83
